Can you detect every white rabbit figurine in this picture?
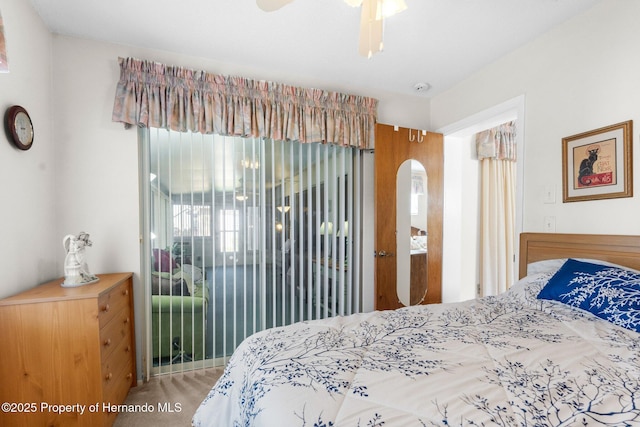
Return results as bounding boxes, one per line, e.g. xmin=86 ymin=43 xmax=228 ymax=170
xmin=62 ymin=232 xmax=99 ymax=287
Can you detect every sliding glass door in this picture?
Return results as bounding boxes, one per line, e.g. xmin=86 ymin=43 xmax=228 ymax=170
xmin=141 ymin=129 xmax=363 ymax=374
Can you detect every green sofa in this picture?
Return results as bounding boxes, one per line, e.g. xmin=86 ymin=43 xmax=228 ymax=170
xmin=151 ymin=265 xmax=208 ymax=362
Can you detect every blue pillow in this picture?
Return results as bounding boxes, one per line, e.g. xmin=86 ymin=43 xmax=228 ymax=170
xmin=537 ymin=258 xmax=640 ymax=333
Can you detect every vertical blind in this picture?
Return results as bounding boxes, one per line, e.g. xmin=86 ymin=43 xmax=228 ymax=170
xmin=144 ymin=128 xmax=363 ymax=375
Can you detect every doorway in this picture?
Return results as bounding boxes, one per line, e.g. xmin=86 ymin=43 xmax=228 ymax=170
xmin=139 ymin=129 xmax=366 ymax=376
xmin=437 ymin=95 xmax=525 ymax=302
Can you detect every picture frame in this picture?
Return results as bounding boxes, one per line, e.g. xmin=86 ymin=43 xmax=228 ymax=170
xmin=0 ymin=9 xmax=8 ymax=73
xmin=562 ymin=120 xmax=633 ymax=203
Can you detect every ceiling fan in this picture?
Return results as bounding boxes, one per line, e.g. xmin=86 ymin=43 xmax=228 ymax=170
xmin=256 ymin=0 xmax=408 ymax=58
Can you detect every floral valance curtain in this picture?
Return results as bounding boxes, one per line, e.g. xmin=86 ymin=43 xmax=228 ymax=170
xmin=111 ymin=57 xmax=378 ymax=149
xmin=475 ymin=120 xmax=517 ymax=161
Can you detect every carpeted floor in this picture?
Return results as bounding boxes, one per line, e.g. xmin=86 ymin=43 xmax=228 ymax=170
xmin=113 ymin=368 xmax=223 ymax=427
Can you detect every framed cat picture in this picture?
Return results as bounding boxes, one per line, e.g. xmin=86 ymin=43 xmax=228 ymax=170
xmin=562 ymin=120 xmax=633 ymax=203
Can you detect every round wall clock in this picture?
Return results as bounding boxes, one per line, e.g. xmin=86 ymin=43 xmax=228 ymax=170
xmin=5 ymin=105 xmax=34 ymax=150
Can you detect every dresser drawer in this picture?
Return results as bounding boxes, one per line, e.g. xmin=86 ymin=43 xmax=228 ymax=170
xmin=102 ymin=355 xmax=134 ymax=425
xmin=101 ymin=333 xmax=135 ymax=401
xmin=99 ymin=307 xmax=132 ymax=361
xmin=102 ymin=356 xmax=134 ymax=427
xmin=98 ymin=280 xmax=131 ymax=327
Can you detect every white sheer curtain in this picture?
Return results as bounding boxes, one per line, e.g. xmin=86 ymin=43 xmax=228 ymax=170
xmin=476 ymin=121 xmax=517 ymax=296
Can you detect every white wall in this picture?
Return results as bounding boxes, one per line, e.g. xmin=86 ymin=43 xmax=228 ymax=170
xmin=0 ymin=0 xmax=57 ymax=298
xmin=431 ymin=0 xmax=640 ymax=237
xmin=52 ymin=37 xmax=142 ymax=288
xmin=442 ymin=135 xmax=479 ymax=302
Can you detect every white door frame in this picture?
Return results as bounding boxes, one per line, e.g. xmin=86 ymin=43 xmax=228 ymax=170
xmin=436 ymin=95 xmax=526 ymax=301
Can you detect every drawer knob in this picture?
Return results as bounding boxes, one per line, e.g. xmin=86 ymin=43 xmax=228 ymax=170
xmin=126 ymin=373 xmax=133 ymax=380
xmin=124 ymin=317 xmax=130 ymax=324
xmin=101 ymin=304 xmax=110 ymax=313
xmin=105 ymin=372 xmax=113 ymax=381
xmin=122 ymin=289 xmax=129 ymax=296
xmin=103 ymin=338 xmax=111 ymax=347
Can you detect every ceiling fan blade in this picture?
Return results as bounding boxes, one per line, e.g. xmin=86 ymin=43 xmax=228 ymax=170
xmin=358 ymin=0 xmax=383 ymax=58
xmin=256 ymin=0 xmax=296 ymax=12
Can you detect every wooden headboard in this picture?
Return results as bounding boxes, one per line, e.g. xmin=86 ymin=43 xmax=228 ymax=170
xmin=519 ymin=232 xmax=640 ymax=279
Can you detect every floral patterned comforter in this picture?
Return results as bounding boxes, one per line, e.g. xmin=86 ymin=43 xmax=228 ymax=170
xmin=192 ymin=273 xmax=640 ymax=426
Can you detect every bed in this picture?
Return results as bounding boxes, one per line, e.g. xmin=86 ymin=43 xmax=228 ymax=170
xmin=192 ymin=233 xmax=640 ymax=426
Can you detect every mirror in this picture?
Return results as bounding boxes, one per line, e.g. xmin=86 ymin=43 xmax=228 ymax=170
xmin=396 ymin=159 xmax=428 ymax=306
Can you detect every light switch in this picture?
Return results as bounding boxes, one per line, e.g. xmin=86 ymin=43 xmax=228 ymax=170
xmin=543 ymin=185 xmax=556 ymax=204
xmin=544 ymin=216 xmax=556 ymax=232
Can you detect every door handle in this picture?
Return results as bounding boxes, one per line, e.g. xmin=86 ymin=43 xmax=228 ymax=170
xmin=376 ymin=250 xmax=394 ymax=258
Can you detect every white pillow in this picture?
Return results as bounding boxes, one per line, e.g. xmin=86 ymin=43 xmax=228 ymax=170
xmin=181 ymin=264 xmax=203 ymax=282
xmin=526 ymin=259 xmax=567 ymax=275
xmin=527 ymin=258 xmax=639 ymax=276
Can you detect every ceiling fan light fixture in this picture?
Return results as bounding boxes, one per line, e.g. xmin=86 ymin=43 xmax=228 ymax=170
xmin=379 ymin=0 xmax=407 ymax=18
xmin=359 ymin=0 xmax=384 ymax=58
xmin=256 ymin=0 xmax=295 ymax=12
xmin=257 ymin=0 xmax=407 ymax=58
xmin=357 ymin=0 xmax=408 ymax=57
xmin=347 ymin=0 xmax=406 ymax=17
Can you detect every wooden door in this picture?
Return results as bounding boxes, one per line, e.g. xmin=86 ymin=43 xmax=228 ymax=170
xmin=374 ymin=124 xmax=443 ymax=310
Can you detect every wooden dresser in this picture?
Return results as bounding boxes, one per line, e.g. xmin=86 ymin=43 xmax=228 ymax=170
xmin=0 ymin=273 xmax=136 ymax=427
